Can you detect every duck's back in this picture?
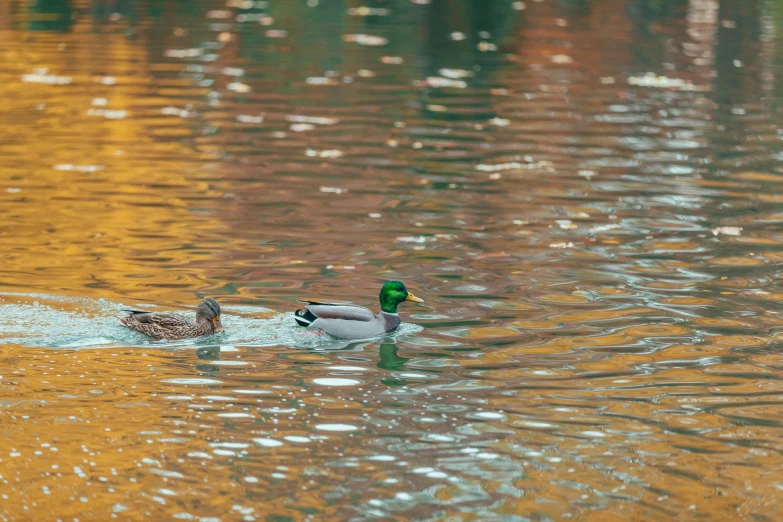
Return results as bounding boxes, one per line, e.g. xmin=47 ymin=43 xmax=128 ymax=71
xmin=120 ymin=311 xmax=197 ymax=340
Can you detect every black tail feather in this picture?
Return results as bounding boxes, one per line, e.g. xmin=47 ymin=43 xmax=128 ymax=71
xmin=121 ymin=309 xmax=155 ymax=323
xmin=294 ymin=308 xmax=317 ymax=327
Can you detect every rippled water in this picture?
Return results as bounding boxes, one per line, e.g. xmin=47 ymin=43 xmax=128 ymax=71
xmin=2 ymin=0 xmax=783 ymax=519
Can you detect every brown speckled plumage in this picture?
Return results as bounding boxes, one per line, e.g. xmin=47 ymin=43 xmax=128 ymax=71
xmin=120 ymin=298 xmax=223 ymax=340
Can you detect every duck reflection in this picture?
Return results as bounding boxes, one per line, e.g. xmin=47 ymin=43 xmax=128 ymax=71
xmin=378 ymin=343 xmax=409 ymax=371
xmin=196 ymin=345 xmax=221 ymax=360
xmin=378 ymin=343 xmax=410 ymax=387
xmin=195 ymin=345 xmax=221 ymax=372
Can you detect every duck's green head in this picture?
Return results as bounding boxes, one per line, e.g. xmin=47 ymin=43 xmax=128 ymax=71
xmin=379 ymin=281 xmax=423 ymax=313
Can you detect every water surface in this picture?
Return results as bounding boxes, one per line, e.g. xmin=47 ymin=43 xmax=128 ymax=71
xmin=1 ymin=0 xmax=783 ymax=520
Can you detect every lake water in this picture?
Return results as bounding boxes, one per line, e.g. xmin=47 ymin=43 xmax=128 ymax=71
xmin=1 ymin=0 xmax=783 ymax=520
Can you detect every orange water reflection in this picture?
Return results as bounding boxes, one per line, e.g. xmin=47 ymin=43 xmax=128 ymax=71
xmin=2 ymin=0 xmax=783 ymax=520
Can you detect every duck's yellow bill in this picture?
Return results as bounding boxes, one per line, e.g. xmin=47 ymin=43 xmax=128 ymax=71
xmin=406 ymin=293 xmax=424 ymax=303
xmin=213 ymin=317 xmax=224 ymax=332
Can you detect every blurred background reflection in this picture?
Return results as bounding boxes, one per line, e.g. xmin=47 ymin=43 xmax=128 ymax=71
xmin=1 ymin=0 xmax=783 ymax=519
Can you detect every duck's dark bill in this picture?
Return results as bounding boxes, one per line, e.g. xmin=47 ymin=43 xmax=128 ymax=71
xmin=406 ymin=293 xmax=424 ymax=303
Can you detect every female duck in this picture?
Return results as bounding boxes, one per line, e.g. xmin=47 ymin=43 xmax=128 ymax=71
xmin=120 ymin=297 xmax=224 ymax=340
xmin=294 ymin=281 xmax=423 ymax=340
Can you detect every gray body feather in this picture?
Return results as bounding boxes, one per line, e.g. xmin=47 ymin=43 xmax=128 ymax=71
xmin=297 ymin=302 xmax=401 ymax=340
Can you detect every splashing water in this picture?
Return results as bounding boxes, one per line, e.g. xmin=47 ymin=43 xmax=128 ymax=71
xmin=0 ymin=292 xmax=423 ymax=349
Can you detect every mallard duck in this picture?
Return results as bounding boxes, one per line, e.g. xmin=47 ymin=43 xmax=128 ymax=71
xmin=119 ymin=297 xmax=224 ymax=340
xmin=294 ymin=281 xmax=423 ymax=340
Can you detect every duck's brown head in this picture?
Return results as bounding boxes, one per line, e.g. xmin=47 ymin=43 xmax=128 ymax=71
xmin=196 ymin=298 xmax=223 ymax=332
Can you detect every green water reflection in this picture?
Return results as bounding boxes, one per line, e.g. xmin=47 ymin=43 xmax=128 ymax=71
xmin=2 ymin=0 xmax=783 ymax=520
